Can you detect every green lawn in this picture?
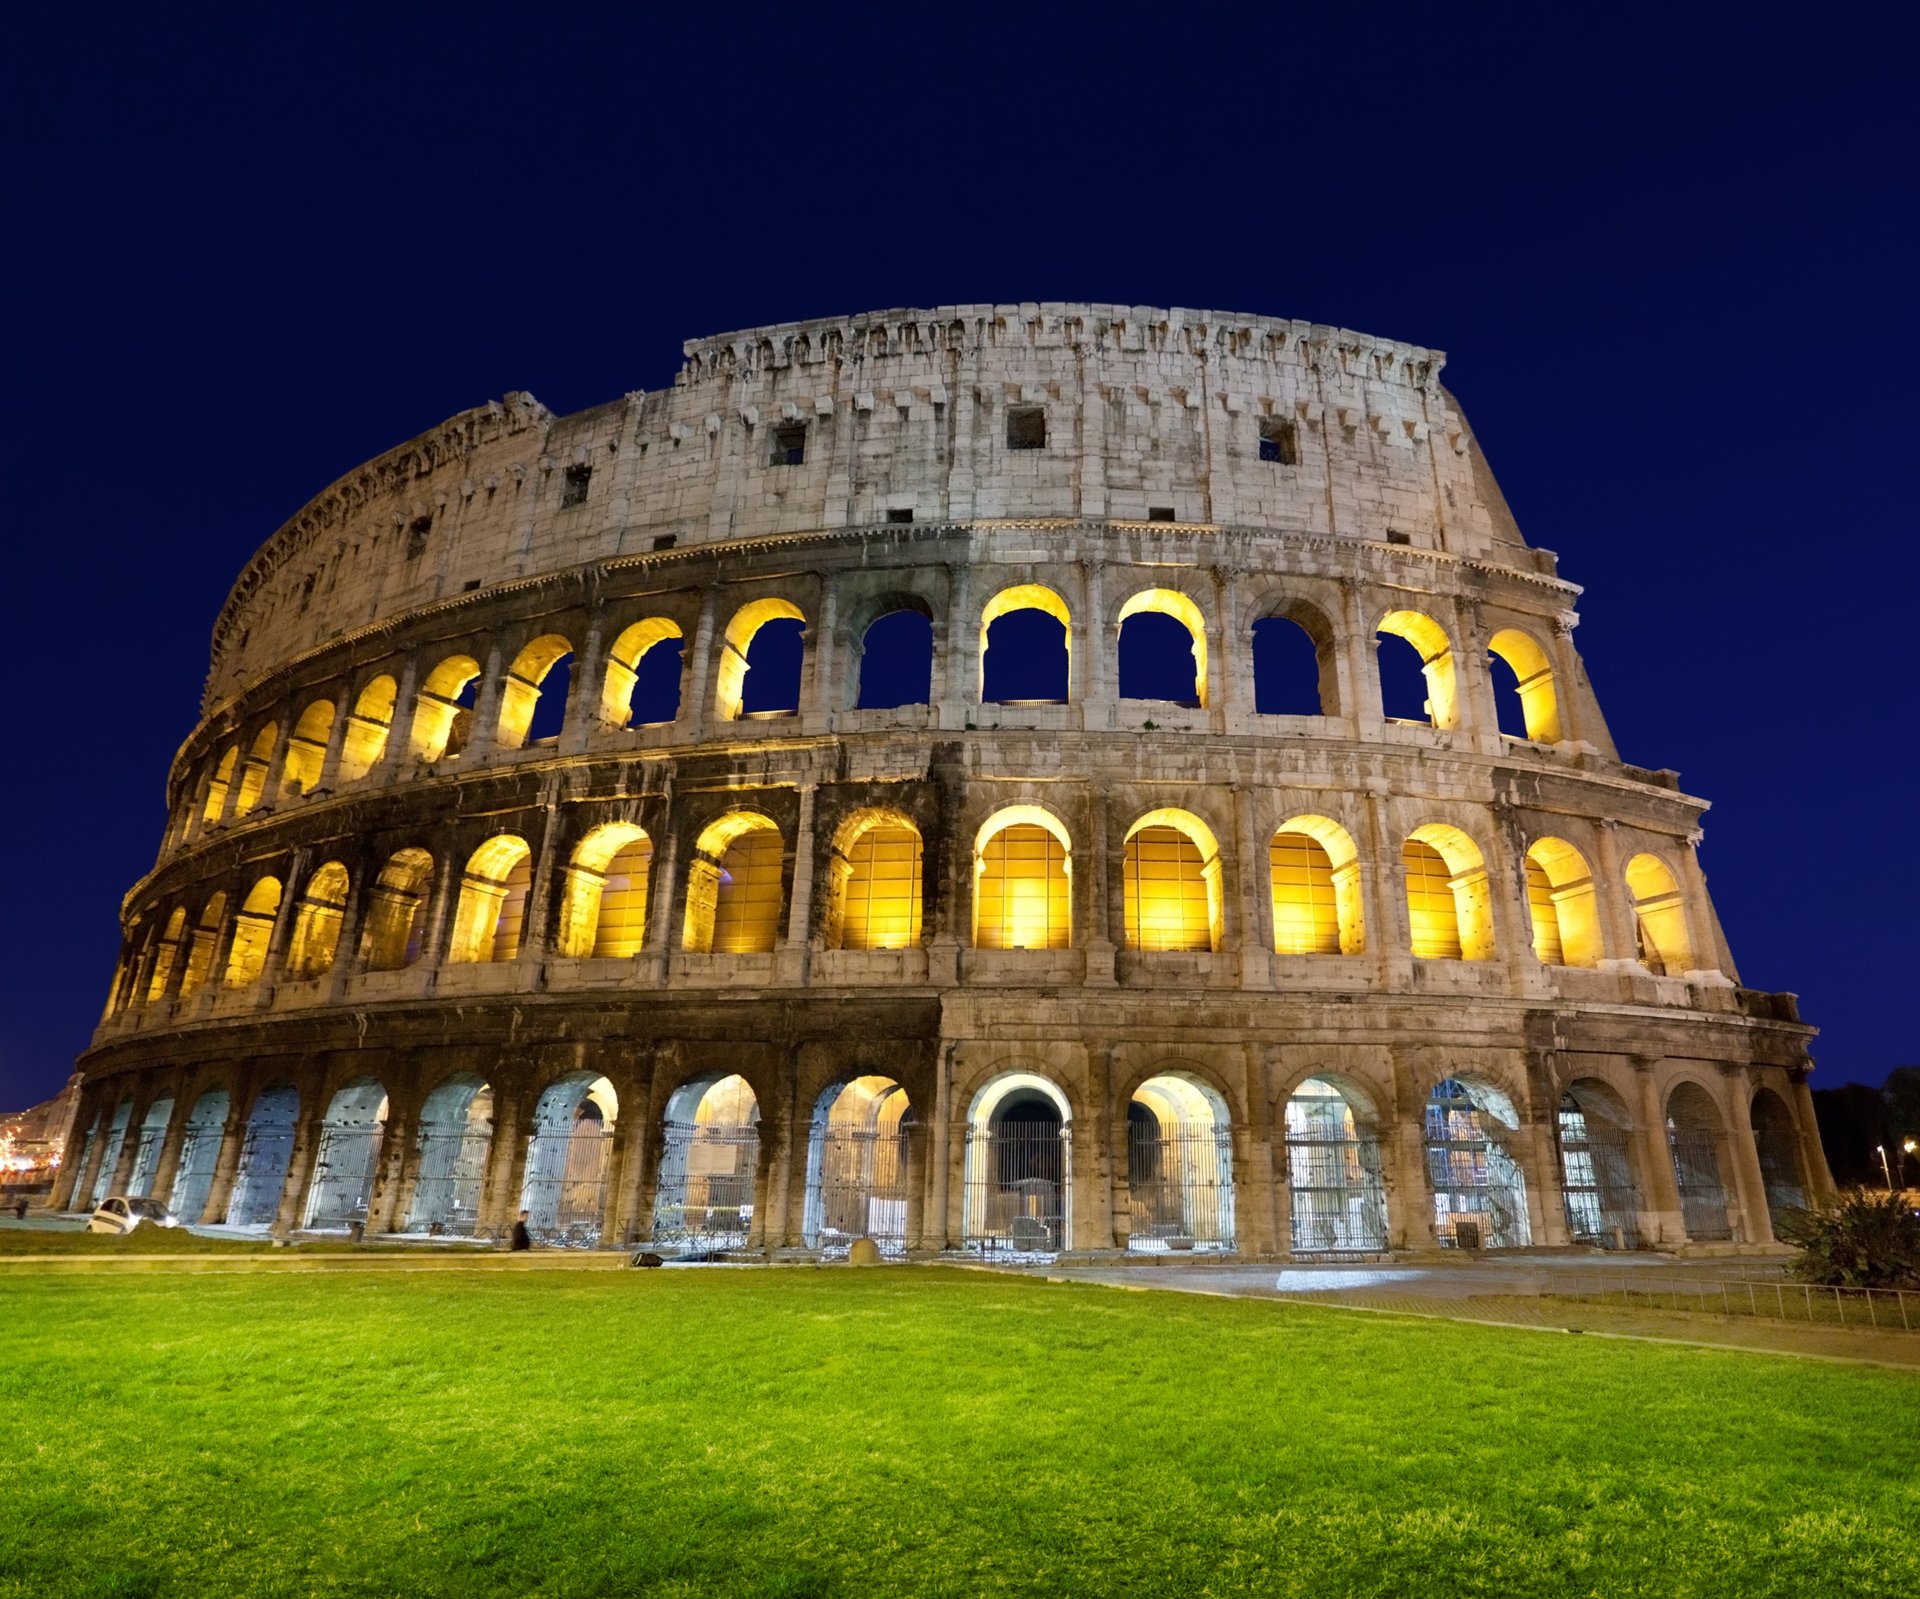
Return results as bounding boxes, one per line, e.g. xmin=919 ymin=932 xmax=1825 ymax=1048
xmin=3 ymin=1268 xmax=1916 ymax=1598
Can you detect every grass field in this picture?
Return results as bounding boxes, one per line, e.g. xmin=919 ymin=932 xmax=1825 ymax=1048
xmin=4 ymin=1267 xmax=1917 ymax=1598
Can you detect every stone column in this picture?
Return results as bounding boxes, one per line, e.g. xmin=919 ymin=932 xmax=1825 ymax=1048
xmin=1077 ymin=1045 xmax=1118 ymax=1251
xmin=201 ymin=1106 xmax=251 ymax=1226
xmin=522 ymin=787 xmax=564 ymax=965
xmin=1078 ymin=558 xmax=1109 ymax=729
xmin=802 ymin=576 xmax=838 ymax=733
xmin=147 ymin=1072 xmax=194 ymax=1210
xmin=1235 ymin=785 xmax=1272 ymax=989
xmin=937 ymin=559 xmax=976 ymax=725
xmin=1239 ymin=1048 xmax=1283 ymax=1257
xmin=1632 ymin=1059 xmax=1685 ymax=1246
xmin=778 ymin=783 xmax=817 ymax=986
xmin=462 ymin=641 xmax=509 ymax=764
xmin=681 ymin=590 xmax=721 ymax=743
xmin=310 ymin=693 xmax=355 ymax=797
xmin=1724 ymin=1077 xmax=1775 ymax=1246
xmin=559 ymin=609 xmax=607 ymax=758
xmin=381 ymin=654 xmax=422 ymax=784
xmin=274 ymin=1091 xmax=328 ymax=1233
xmin=1386 ymin=1046 xmax=1435 ymax=1249
xmin=1362 ymin=791 xmax=1409 ymax=984
xmin=51 ymin=1095 xmax=102 ymax=1211
xmin=926 ymin=1041 xmax=957 ymax=1251
xmin=478 ymin=1080 xmax=528 ymax=1235
xmin=366 ymin=1105 xmax=419 ymax=1235
xmin=417 ymin=849 xmax=462 ymax=972
xmin=1589 ymin=821 xmax=1643 ymax=967
xmin=746 ymin=1103 xmax=785 ymax=1253
xmin=1342 ymin=580 xmax=1386 ymax=735
xmin=1083 ymin=787 xmax=1116 ymax=985
xmin=903 ymin=1116 xmax=928 ymax=1251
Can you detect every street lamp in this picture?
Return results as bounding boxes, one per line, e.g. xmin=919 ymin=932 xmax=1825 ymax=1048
xmin=1876 ymin=1145 xmax=1895 ymax=1193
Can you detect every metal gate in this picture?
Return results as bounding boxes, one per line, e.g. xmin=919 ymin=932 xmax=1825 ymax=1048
xmin=1286 ymin=1124 xmax=1388 ymax=1253
xmin=406 ymin=1128 xmax=492 ymax=1235
xmin=1668 ymin=1128 xmax=1732 ymax=1241
xmin=65 ymin=1128 xmax=96 ymax=1211
xmin=521 ymin=1128 xmax=611 ymax=1245
xmin=88 ymin=1119 xmax=129 ymax=1208
xmin=126 ymin=1126 xmax=165 ymax=1200
xmin=1127 ymin=1122 xmax=1234 ymax=1252
xmin=303 ymin=1127 xmax=385 ymax=1230
xmin=651 ymin=1120 xmax=758 ymax=1251
xmin=963 ymin=1123 xmax=1070 ymax=1255
xmin=227 ymin=1122 xmax=296 ymax=1227
xmin=805 ymin=1126 xmax=910 ymax=1256
xmin=1557 ymin=1113 xmax=1642 ymax=1250
xmin=1425 ymin=1097 xmax=1530 ymax=1248
xmin=169 ymin=1126 xmax=219 ymax=1223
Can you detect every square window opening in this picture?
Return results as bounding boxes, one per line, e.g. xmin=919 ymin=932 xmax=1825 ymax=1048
xmin=771 ymin=422 xmax=807 ymax=467
xmin=405 ymin=516 xmax=433 ymax=559
xmin=1006 ymin=406 xmax=1047 ymax=450
xmin=886 ymin=508 xmax=914 ymax=524
xmin=651 ymin=534 xmax=677 ymax=552
xmin=1386 ymin=529 xmax=1411 ymax=546
xmin=1147 ymin=506 xmax=1175 ymax=523
xmin=562 ymin=464 xmax=592 ymax=508
xmin=1258 ymin=418 xmax=1299 ymax=466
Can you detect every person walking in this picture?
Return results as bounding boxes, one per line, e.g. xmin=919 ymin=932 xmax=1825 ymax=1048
xmin=509 ymin=1209 xmax=532 ymax=1251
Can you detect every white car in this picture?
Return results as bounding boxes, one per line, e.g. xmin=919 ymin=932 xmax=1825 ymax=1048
xmin=87 ymin=1196 xmax=182 ymax=1235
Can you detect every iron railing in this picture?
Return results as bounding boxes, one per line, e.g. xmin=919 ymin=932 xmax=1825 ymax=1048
xmin=805 ymin=1126 xmax=910 ymax=1257
xmin=303 ymin=1126 xmax=385 ymax=1230
xmin=964 ymin=1124 xmax=1070 ymax=1255
xmin=1127 ymin=1123 xmax=1235 ymax=1252
xmin=1548 ymin=1270 xmax=1918 ymax=1331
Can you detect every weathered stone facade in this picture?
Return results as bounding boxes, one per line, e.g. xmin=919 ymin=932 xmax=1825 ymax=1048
xmin=66 ymin=304 xmax=1830 ymax=1256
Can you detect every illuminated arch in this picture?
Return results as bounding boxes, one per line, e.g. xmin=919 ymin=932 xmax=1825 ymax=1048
xmin=1126 ymin=1070 xmax=1234 ymax=1251
xmin=714 ymin=599 xmax=806 ymax=722
xmin=225 ymin=1081 xmax=299 ymax=1228
xmin=682 ymin=812 xmax=784 ymax=954
xmin=979 ymin=584 xmax=1071 ymax=703
xmin=411 ymin=654 xmax=481 ymax=762
xmin=1750 ymin=1088 xmax=1808 ymax=1224
xmin=302 ymin=1076 xmax=389 ymax=1231
xmin=1116 ymin=588 xmax=1209 ymax=708
xmin=650 ymin=1073 xmax=761 ymax=1251
xmin=222 ymin=878 xmax=281 ymax=988
xmin=557 ymin=821 xmax=653 ymax=958
xmin=1524 ymin=837 xmax=1601 ymax=968
xmin=1488 ymin=628 xmax=1562 ymax=743
xmin=602 ymin=618 xmax=684 ymax=728
xmin=802 ymin=1075 xmax=914 ymax=1254
xmin=1625 ymin=852 xmax=1694 ymax=975
xmin=496 ymin=634 xmax=575 ymax=750
xmin=1558 ymin=1080 xmax=1641 ymax=1247
xmin=520 ymin=1071 xmax=619 ymax=1242
xmin=1425 ymin=1075 xmax=1531 ymax=1247
xmin=201 ymin=747 xmax=237 ymax=824
xmin=825 ymin=809 xmax=924 ymax=951
xmin=281 ymin=699 xmax=336 ymax=796
xmin=167 ymin=1088 xmax=229 ymax=1222
xmin=972 ymin=806 xmax=1071 ymax=950
xmin=963 ymin=1070 xmax=1072 ymax=1252
xmin=285 ymin=861 xmax=351 ymax=979
xmin=1121 ymin=808 xmax=1222 ymax=953
xmin=233 ymin=723 xmax=278 ymax=816
xmin=1284 ymin=1075 xmax=1388 ymax=1252
xmin=145 ymin=907 xmax=188 ymax=1002
xmin=360 ymin=848 xmax=433 ymax=970
xmin=1403 ymin=823 xmax=1493 ymax=961
xmin=178 ymin=892 xmax=228 ymax=997
xmin=447 ymin=835 xmax=534 ymax=964
xmin=338 ymin=675 xmax=397 ymax=782
xmin=1377 ymin=610 xmax=1458 ymax=729
xmin=1270 ymin=815 xmax=1365 ymax=955
xmin=405 ymin=1074 xmax=494 ymax=1235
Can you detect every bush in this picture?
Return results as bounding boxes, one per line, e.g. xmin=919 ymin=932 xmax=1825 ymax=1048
xmin=1774 ymin=1189 xmax=1920 ymax=1288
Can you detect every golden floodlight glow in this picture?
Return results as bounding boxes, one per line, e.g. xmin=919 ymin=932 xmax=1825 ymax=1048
xmin=557 ymin=822 xmax=653 ymax=958
xmin=496 ymin=635 xmax=574 ymax=751
xmin=448 ymin=835 xmax=533 ymax=964
xmin=361 ymin=848 xmax=433 ymax=970
xmin=974 ymin=808 xmax=1071 ymax=950
xmin=714 ymin=599 xmax=805 ymax=722
xmin=1122 ymin=810 xmax=1219 ymax=952
xmin=1377 ymin=610 xmax=1458 ymax=729
xmin=410 ymin=655 xmax=481 ymax=761
xmin=978 ymin=584 xmax=1072 ymax=701
xmin=338 ymin=674 xmax=397 ymax=783
xmin=834 ymin=819 xmax=923 ymax=951
xmin=1487 ymin=628 xmax=1562 ymax=743
xmin=602 ymin=617 xmax=684 ymax=728
xmin=1625 ymin=852 xmax=1693 ymax=976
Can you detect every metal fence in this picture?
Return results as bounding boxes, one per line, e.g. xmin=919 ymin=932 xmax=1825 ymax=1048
xmin=226 ymin=1123 xmax=296 ymax=1227
xmin=805 ymin=1126 xmax=910 ymax=1257
xmin=1286 ymin=1127 xmax=1388 ymax=1254
xmin=964 ymin=1124 xmax=1070 ymax=1255
xmin=1550 ymin=1270 xmax=1918 ymax=1332
xmin=405 ymin=1127 xmax=492 ymax=1235
xmin=520 ymin=1127 xmax=611 ymax=1246
xmin=168 ymin=1125 xmax=219 ymax=1223
xmin=1668 ymin=1129 xmax=1733 ymax=1242
xmin=303 ymin=1126 xmax=385 ymax=1230
xmin=1127 ymin=1122 xmax=1234 ymax=1252
xmin=651 ymin=1120 xmax=758 ymax=1251
xmin=1559 ymin=1123 xmax=1642 ymax=1250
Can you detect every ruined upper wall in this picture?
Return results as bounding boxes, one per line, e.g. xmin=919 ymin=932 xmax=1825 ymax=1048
xmin=206 ymin=304 xmax=1534 ymax=708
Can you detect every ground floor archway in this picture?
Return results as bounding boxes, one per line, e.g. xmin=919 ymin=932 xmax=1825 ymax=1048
xmin=1667 ymin=1081 xmax=1732 ymax=1242
xmin=1424 ymin=1076 xmax=1531 ymax=1248
xmin=405 ymin=1076 xmax=494 ymax=1235
xmin=227 ymin=1083 xmax=300 ymax=1227
xmin=303 ymin=1078 xmax=389 ymax=1231
xmin=651 ymin=1075 xmax=760 ymax=1252
xmin=1126 ymin=1073 xmax=1234 ymax=1252
xmin=802 ymin=1075 xmax=912 ymax=1257
xmin=520 ymin=1073 xmax=618 ymax=1244
xmin=126 ymin=1097 xmax=174 ymax=1199
xmin=962 ymin=1072 xmax=1071 ymax=1255
xmin=1284 ymin=1077 xmax=1387 ymax=1253
xmin=1557 ymin=1082 xmax=1641 ymax=1249
xmin=167 ymin=1090 xmax=228 ymax=1223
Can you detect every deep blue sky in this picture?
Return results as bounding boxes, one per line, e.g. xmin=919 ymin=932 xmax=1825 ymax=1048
xmin=4 ymin=7 xmax=1912 ymax=1108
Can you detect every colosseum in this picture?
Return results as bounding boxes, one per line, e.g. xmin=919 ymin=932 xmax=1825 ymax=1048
xmin=60 ymin=303 xmax=1833 ymax=1258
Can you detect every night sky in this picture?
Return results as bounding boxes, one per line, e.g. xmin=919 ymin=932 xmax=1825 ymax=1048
xmin=5 ymin=9 xmax=1912 ymax=1109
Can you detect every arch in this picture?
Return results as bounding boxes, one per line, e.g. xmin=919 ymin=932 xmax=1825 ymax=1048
xmin=496 ymin=633 xmax=575 ymax=750
xmin=125 ymin=1096 xmax=175 ymax=1200
xmin=1666 ymin=1080 xmax=1732 ymax=1241
xmin=201 ymin=747 xmax=237 ymax=824
xmin=1424 ymin=1076 xmax=1531 ymax=1247
xmin=650 ymin=1074 xmax=761 ymax=1252
xmin=339 ymin=674 xmax=398 ymax=783
xmin=447 ymin=835 xmax=533 ymax=964
xmin=410 ymin=654 xmax=481 ymax=762
xmin=1626 ymin=852 xmax=1695 ymax=975
xmin=855 ymin=604 xmax=935 ymax=710
xmin=1376 ymin=610 xmax=1458 ymax=728
xmin=1525 ymin=837 xmax=1602 ymax=968
xmin=167 ymin=1088 xmax=229 ymax=1223
xmin=1403 ymin=824 xmax=1494 ymax=961
xmin=222 ymin=876 xmax=283 ymax=988
xmin=145 ymin=906 xmax=188 ymax=1002
xmin=802 ymin=1075 xmax=913 ymax=1256
xmin=1122 ymin=808 xmax=1222 ymax=953
xmin=682 ymin=812 xmax=784 ymax=954
xmin=1488 ymin=627 xmax=1562 ymax=743
xmin=233 ymin=723 xmax=278 ymax=816
xmin=1284 ymin=1075 xmax=1388 ymax=1252
xmin=979 ymin=584 xmax=1071 ymax=704
xmin=557 ymin=822 xmax=653 ymax=958
xmin=178 ymin=892 xmax=228 ymax=998
xmin=1557 ymin=1081 xmax=1641 ymax=1248
xmin=303 ymin=1076 xmax=389 ymax=1231
xmin=1271 ymin=815 xmax=1365 ymax=956
xmin=405 ymin=1074 xmax=493 ymax=1235
xmin=520 ymin=1072 xmax=619 ymax=1243
xmin=714 ymin=599 xmax=806 ymax=722
xmin=962 ymin=1070 xmax=1071 ymax=1253
xmin=1751 ymin=1087 xmax=1808 ymax=1225
xmin=1116 ymin=588 xmax=1209 ymax=708
xmin=973 ymin=806 xmax=1071 ymax=950
xmin=1251 ymin=601 xmax=1335 ymax=716
xmin=1126 ymin=1071 xmax=1234 ymax=1252
xmin=85 ymin=1101 xmax=134 ymax=1209
xmin=285 ymin=861 xmax=350 ymax=979
xmin=606 ymin=618 xmax=691 ymax=729
xmin=826 ymin=810 xmax=923 ymax=951
xmin=360 ymin=848 xmax=433 ymax=970
xmin=281 ymin=699 xmax=336 ymax=795
xmin=225 ymin=1082 xmax=299 ymax=1227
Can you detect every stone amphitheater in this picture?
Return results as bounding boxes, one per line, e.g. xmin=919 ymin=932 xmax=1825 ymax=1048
xmin=59 ymin=303 xmax=1832 ymax=1257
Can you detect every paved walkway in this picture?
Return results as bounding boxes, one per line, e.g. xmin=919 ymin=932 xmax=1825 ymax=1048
xmin=1020 ymin=1259 xmax=1920 ymax=1370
